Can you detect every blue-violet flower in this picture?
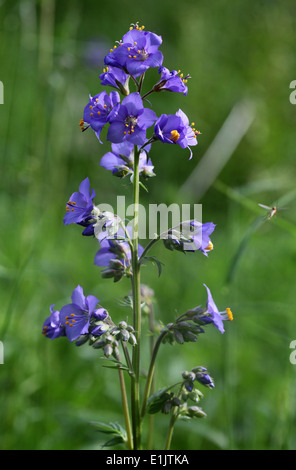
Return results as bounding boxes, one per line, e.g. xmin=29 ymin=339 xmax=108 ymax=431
xmin=107 ymin=92 xmax=157 ymax=146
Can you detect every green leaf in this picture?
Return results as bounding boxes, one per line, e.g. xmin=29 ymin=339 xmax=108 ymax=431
xmin=102 ymin=436 xmax=125 ymax=448
xmin=100 ymin=357 xmax=131 ymax=373
xmin=140 ymin=256 xmax=164 ymax=277
xmin=91 ymin=421 xmax=123 ymax=435
xmin=139 ymin=181 xmax=149 ymax=192
xmin=91 ymin=421 xmax=127 ymax=449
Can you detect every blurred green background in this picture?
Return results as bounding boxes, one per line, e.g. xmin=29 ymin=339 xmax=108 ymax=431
xmin=1 ymin=0 xmax=296 ymax=450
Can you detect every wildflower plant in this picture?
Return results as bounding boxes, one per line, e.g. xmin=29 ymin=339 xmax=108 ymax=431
xmin=43 ymin=22 xmax=233 ymax=450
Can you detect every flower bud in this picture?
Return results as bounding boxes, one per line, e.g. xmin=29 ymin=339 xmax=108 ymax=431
xmin=128 ymin=332 xmax=137 ymax=346
xmin=119 ymin=329 xmax=130 ymax=342
xmin=173 ymin=330 xmax=184 ymax=344
xmin=187 ymin=406 xmax=207 ymax=418
xmin=104 ymin=344 xmax=114 ymax=357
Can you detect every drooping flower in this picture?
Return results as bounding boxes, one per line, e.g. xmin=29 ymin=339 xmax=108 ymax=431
xmin=99 ymin=66 xmax=130 ymax=95
xmin=107 ymin=92 xmax=157 ymax=146
xmin=200 ymin=284 xmax=233 ymax=334
xmin=100 ymin=141 xmax=155 ymax=179
xmin=104 ymin=25 xmax=163 ymax=77
xmin=163 ymin=221 xmax=215 ymax=255
xmin=153 ymin=66 xmax=189 ymax=95
xmin=190 ymin=221 xmax=216 ymax=256
xmin=63 ymin=177 xmax=96 ymax=227
xmin=154 ymin=109 xmax=200 ymax=159
xmin=59 ymin=285 xmax=108 ymax=342
xmin=80 ymin=90 xmax=120 ymax=142
xmin=42 ymin=305 xmax=65 ymax=340
xmin=192 ymin=367 xmax=215 ymax=388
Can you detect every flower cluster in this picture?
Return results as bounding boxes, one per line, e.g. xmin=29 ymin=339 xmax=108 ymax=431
xmin=43 ymin=22 xmax=234 ymax=451
xmin=42 ymin=285 xmax=109 ymax=343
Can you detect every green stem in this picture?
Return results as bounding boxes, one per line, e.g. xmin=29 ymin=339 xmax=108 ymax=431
xmin=117 ymin=366 xmax=133 ymax=450
xmin=139 ymin=234 xmax=160 ymax=261
xmin=164 ymin=414 xmax=178 ymax=450
xmin=164 ymin=383 xmax=184 ymax=450
xmin=141 ymin=330 xmax=167 ymax=419
xmin=131 ymin=145 xmax=142 ymax=449
xmin=147 ymin=301 xmax=156 ymax=449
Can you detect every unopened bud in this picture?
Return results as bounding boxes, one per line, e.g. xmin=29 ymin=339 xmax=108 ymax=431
xmin=104 ymin=344 xmax=113 ymax=357
xmin=187 ymin=406 xmax=207 ymax=418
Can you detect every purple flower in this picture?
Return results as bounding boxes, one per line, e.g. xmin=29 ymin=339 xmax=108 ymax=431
xmin=195 ymin=372 xmax=215 ymax=388
xmin=104 ymin=26 xmax=163 ymax=77
xmin=201 ymin=284 xmax=233 ymax=334
xmin=99 ymin=66 xmax=130 ymax=95
xmin=107 ymin=92 xmax=157 ymax=146
xmin=59 ymin=285 xmax=107 ymax=342
xmin=63 ymin=177 xmax=95 ymax=228
xmin=154 ymin=109 xmax=199 ymax=159
xmin=190 ymin=221 xmax=215 ymax=256
xmin=154 ymin=67 xmax=189 ymax=95
xmin=100 ymin=141 xmax=155 ymax=178
xmin=163 ymin=221 xmax=215 ymax=255
xmin=42 ymin=305 xmax=65 ymax=340
xmin=94 ymin=232 xmax=144 ymax=282
xmin=80 ymin=90 xmax=120 ymax=142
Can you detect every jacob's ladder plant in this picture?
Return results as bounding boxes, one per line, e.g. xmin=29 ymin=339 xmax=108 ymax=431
xmin=42 ymin=22 xmax=233 ymax=451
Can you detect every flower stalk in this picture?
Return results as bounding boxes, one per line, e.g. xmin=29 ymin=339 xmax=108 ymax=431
xmin=131 ymin=144 xmax=142 ymax=449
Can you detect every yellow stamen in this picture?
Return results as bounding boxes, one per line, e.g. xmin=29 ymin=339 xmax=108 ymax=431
xmin=170 ymin=130 xmax=180 ymax=143
xmin=205 ymin=241 xmax=213 ymax=251
xmin=65 ymin=321 xmax=69 ymax=325
xmin=70 ymin=314 xmax=75 ymax=317
xmin=90 ymin=113 xmax=93 ymax=116
xmin=97 ymin=111 xmax=101 ymax=115
xmin=89 ymin=105 xmax=93 ymax=109
xmin=226 ymin=308 xmax=233 ymax=321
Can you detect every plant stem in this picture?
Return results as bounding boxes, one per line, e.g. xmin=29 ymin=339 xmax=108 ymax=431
xmin=117 ymin=366 xmax=133 ymax=450
xmin=164 ymin=383 xmax=184 ymax=450
xmin=131 ymin=145 xmax=142 ymax=449
xmin=164 ymin=413 xmax=178 ymax=450
xmin=141 ymin=330 xmax=167 ymax=418
xmin=147 ymin=301 xmax=155 ymax=450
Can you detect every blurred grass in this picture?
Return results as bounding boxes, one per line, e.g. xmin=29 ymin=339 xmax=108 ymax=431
xmin=1 ymin=0 xmax=296 ymax=450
